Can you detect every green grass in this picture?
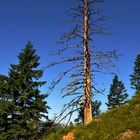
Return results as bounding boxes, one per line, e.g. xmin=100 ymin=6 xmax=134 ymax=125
xmin=44 ymin=92 xmax=140 ymax=140
xmin=42 ymin=126 xmax=74 ymax=140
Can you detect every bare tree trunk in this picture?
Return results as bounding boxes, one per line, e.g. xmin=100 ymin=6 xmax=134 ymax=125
xmin=48 ymin=0 xmax=117 ymax=125
xmin=83 ymin=0 xmax=92 ymax=125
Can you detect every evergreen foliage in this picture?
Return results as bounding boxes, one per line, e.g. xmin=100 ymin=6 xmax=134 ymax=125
xmin=130 ymin=54 xmax=140 ymax=91
xmin=74 ymin=100 xmax=101 ymax=124
xmin=0 ymin=42 xmax=49 ymax=139
xmin=106 ymin=75 xmax=128 ymax=110
xmin=0 ymin=75 xmax=13 ymax=139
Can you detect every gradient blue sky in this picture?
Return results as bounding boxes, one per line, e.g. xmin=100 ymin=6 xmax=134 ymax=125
xmin=0 ymin=0 xmax=140 ymax=120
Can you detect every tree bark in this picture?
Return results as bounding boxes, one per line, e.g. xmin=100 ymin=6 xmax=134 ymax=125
xmin=83 ymin=0 xmax=92 ymax=125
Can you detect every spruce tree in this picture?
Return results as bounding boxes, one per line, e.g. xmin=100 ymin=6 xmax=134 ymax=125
xmin=0 ymin=42 xmax=49 ymax=139
xmin=106 ymin=75 xmax=128 ymax=110
xmin=0 ymin=75 xmax=13 ymax=139
xmin=130 ymin=54 xmax=140 ymax=92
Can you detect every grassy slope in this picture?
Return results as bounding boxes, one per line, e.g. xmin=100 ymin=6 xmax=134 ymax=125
xmin=45 ymin=92 xmax=140 ymax=140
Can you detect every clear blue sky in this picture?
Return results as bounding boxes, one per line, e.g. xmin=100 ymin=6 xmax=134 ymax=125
xmin=0 ymin=0 xmax=140 ymax=121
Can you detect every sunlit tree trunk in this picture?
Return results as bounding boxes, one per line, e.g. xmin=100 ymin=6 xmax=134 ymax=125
xmin=83 ymin=0 xmax=92 ymax=125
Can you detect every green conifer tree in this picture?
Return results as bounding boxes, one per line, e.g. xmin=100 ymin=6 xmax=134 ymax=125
xmin=130 ymin=54 xmax=140 ymax=92
xmin=0 ymin=42 xmax=49 ymax=139
xmin=0 ymin=75 xmax=13 ymax=139
xmin=106 ymin=75 xmax=128 ymax=110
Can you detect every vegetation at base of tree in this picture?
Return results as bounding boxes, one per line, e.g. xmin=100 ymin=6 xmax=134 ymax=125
xmin=74 ymin=100 xmax=101 ymax=124
xmin=0 ymin=42 xmax=50 ymax=140
xmin=106 ymin=75 xmax=128 ymax=110
xmin=44 ymin=91 xmax=140 ymax=140
xmin=130 ymin=54 xmax=140 ymax=92
xmin=42 ymin=124 xmax=74 ymax=140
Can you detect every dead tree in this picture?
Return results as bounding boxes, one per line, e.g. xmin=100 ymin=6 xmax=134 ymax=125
xmin=48 ymin=0 xmax=117 ymax=125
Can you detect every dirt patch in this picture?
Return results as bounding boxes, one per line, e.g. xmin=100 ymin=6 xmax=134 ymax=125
xmin=113 ymin=129 xmax=138 ymax=140
xmin=62 ymin=132 xmax=74 ymax=140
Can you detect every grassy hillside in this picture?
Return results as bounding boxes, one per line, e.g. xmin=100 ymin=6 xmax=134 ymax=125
xmin=44 ymin=92 xmax=140 ymax=140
